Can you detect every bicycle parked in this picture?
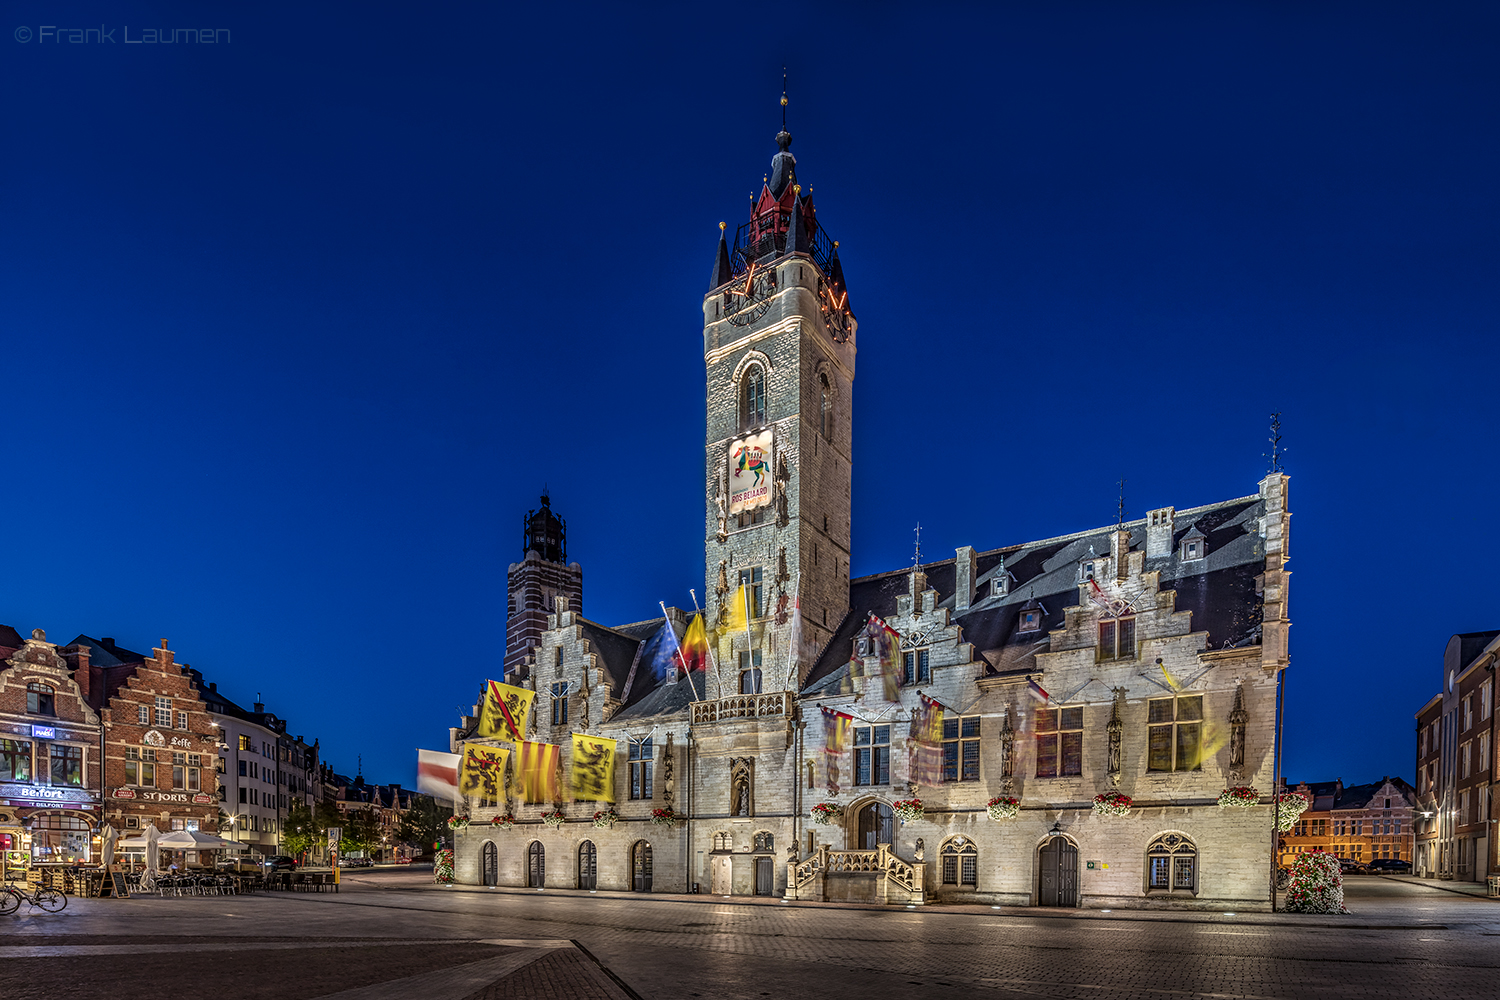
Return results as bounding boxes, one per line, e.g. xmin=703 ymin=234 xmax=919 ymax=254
xmin=0 ymin=882 xmax=68 ymax=915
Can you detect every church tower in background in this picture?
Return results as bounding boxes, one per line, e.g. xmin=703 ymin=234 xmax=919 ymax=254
xmin=703 ymin=104 xmax=856 ymax=695
xmin=504 ymin=492 xmax=583 ymax=678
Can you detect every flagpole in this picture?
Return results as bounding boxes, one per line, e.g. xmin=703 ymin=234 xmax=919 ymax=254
xmin=743 ymin=582 xmax=757 ymax=694
xmin=660 ymin=601 xmax=700 ymax=701
xmin=690 ymin=588 xmax=722 ymax=701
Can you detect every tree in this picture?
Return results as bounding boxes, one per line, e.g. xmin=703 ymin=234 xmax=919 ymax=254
xmin=395 ymin=796 xmax=452 ymax=854
xmin=282 ymin=799 xmax=317 ymax=862
xmin=338 ymin=808 xmax=381 ymax=856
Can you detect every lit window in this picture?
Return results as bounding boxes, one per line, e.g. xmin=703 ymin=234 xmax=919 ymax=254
xmin=740 ymin=365 xmax=766 ymax=430
xmin=50 ymin=745 xmax=82 ymax=787
xmin=1147 ymin=696 xmax=1203 ymax=772
xmin=1098 ymin=616 xmax=1136 ymax=661
xmin=853 ymin=725 xmax=890 ymax=785
xmin=940 ymin=837 xmax=978 ymax=886
xmin=1035 ymin=707 xmax=1082 ymax=778
xmin=0 ymin=739 xmax=32 ymax=782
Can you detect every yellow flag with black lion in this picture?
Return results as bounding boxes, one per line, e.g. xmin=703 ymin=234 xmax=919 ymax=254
xmin=569 ymin=733 xmax=616 ymax=804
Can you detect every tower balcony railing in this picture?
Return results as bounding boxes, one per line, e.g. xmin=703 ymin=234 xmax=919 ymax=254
xmin=731 ymin=214 xmax=837 ymax=277
xmin=690 ymin=690 xmax=793 ymax=726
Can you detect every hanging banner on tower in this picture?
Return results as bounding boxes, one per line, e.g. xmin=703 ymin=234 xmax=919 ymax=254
xmin=728 ymin=430 xmax=774 ymax=514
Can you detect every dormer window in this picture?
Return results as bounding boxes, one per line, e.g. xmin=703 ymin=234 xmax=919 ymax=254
xmin=1180 ymin=526 xmax=1206 ymax=562
xmin=1080 ymin=560 xmax=1096 ymax=582
xmin=1019 ymin=610 xmax=1041 ymax=632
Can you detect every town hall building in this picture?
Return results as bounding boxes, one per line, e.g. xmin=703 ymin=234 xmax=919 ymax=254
xmin=446 ymin=115 xmax=1292 ymax=910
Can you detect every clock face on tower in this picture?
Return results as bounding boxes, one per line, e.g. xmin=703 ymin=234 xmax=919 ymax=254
xmin=820 ymin=281 xmax=851 ymax=343
xmin=724 ymin=262 xmax=776 ymax=327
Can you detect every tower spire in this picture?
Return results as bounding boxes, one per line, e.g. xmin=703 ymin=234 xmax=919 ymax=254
xmin=781 ymin=68 xmax=788 ymax=132
xmin=1117 ymin=478 xmax=1126 ymax=528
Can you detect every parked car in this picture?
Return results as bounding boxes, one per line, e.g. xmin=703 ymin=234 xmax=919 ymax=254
xmin=1338 ymin=858 xmax=1368 ymax=875
xmin=216 ymin=856 xmax=264 ymax=873
xmin=1367 ymin=858 xmax=1412 ymax=874
xmin=337 ymin=856 xmax=373 ymax=868
xmin=262 ymin=855 xmax=298 ymax=872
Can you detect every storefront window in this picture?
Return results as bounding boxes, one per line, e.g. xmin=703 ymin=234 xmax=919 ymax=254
xmin=29 ymin=814 xmax=91 ymax=864
xmin=50 ymin=745 xmax=83 ymax=787
xmin=0 ymin=739 xmax=31 ymax=782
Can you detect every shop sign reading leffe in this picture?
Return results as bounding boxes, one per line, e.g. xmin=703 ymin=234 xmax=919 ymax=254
xmin=143 ymin=729 xmax=198 ymax=750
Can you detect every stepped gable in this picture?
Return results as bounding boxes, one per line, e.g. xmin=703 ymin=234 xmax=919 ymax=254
xmin=802 ymin=495 xmax=1268 ymax=693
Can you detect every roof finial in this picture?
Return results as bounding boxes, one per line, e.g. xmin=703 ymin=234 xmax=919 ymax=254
xmin=1266 ymin=412 xmax=1285 ymax=473
xmin=781 ymin=68 xmax=788 ymax=131
xmin=1116 ymin=477 xmax=1126 ymax=528
xmin=912 ymin=522 xmax=923 ymax=570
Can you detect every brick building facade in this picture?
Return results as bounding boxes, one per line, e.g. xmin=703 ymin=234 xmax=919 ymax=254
xmin=87 ymin=639 xmax=221 ymax=842
xmin=445 ymin=122 xmax=1292 ymax=910
xmin=505 ymin=494 xmax=583 ymax=679
xmin=0 ymin=627 xmax=103 ymax=874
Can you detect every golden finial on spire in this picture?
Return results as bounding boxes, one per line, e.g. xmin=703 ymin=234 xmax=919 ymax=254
xmin=719 ymin=221 xmax=726 ymax=232
xmin=792 ymin=183 xmax=801 ymax=197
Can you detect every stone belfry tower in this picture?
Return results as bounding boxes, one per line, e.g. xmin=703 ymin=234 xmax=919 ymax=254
xmin=504 ymin=492 xmax=583 ymax=679
xmin=703 ymin=102 xmax=856 ymax=695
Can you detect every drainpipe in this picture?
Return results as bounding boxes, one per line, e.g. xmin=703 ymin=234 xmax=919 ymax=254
xmin=1271 ymin=663 xmax=1287 ymax=912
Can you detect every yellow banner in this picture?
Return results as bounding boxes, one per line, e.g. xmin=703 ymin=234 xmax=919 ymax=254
xmin=519 ymin=741 xmax=561 ymax=804
xmin=458 ymin=744 xmax=509 ymax=805
xmin=478 ymin=680 xmax=534 ymax=741
xmin=570 ymin=734 xmax=616 ymax=804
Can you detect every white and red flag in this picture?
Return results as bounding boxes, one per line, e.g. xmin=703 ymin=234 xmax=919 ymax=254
xmin=416 ymin=749 xmax=461 ymax=806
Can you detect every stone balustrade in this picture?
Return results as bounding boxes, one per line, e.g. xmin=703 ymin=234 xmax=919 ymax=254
xmin=690 ymin=690 xmax=793 ymax=725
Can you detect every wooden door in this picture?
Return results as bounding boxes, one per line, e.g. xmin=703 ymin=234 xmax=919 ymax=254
xmin=481 ymin=842 xmax=497 ymax=887
xmin=527 ymin=841 xmax=545 ymax=888
xmin=754 ymin=856 xmax=773 ymax=896
xmin=1038 ymin=838 xmax=1078 ymax=907
xmin=578 ymin=841 xmax=597 ymax=890
xmin=857 ymin=802 xmax=894 ymax=849
xmin=632 ymin=841 xmax=653 ymax=892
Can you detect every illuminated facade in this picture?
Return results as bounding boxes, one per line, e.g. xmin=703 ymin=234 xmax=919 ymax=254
xmin=447 ymin=118 xmax=1292 ymax=910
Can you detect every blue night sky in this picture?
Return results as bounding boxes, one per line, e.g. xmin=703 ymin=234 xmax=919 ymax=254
xmin=3 ymin=3 xmax=1496 ymax=788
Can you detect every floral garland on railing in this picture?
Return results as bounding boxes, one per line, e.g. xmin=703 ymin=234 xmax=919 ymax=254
xmin=1283 ymin=850 xmax=1347 ymax=913
xmin=892 ymin=799 xmax=924 ymax=824
xmin=987 ymin=796 xmax=1021 ymax=820
xmin=810 ymin=803 xmax=840 ymax=826
xmin=492 ymin=814 xmax=516 ymax=830
xmin=650 ymin=808 xmax=678 ymax=828
xmin=541 ymin=810 xmax=567 ymax=828
xmin=446 ymin=815 xmax=469 ymax=829
xmin=1218 ymin=786 xmax=1261 ymax=809
xmin=1276 ymin=790 xmax=1312 ymax=831
xmin=433 ymin=849 xmax=454 ymax=883
xmin=593 ymin=809 xmax=619 ymax=829
xmin=1092 ymin=792 xmax=1133 ymax=817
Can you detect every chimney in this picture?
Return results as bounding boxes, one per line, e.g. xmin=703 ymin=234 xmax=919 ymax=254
xmin=954 ymin=546 xmax=976 ymax=613
xmin=1146 ymin=507 xmax=1175 ymax=558
xmin=1111 ymin=529 xmax=1131 ymax=582
xmin=64 ymin=644 xmax=92 ymax=705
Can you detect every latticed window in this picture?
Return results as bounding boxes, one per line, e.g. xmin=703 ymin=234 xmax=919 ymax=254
xmin=1146 ymin=833 xmax=1197 ymax=892
xmin=738 ymin=648 xmax=763 ymax=694
xmin=176 ymin=711 xmax=189 ymax=731
xmin=1147 ymin=696 xmax=1203 ymax=771
xmin=740 ymin=366 xmax=766 ymax=429
xmin=50 ymin=744 xmax=82 ymax=787
xmin=0 ymin=739 xmax=31 ymax=782
xmin=125 ymin=746 xmax=156 ymax=786
xmin=902 ymin=649 xmax=931 ymax=685
xmin=629 ymin=737 xmax=653 ymax=800
xmin=155 ymin=696 xmax=172 ymax=727
xmin=551 ymin=682 xmax=569 ymax=726
xmin=854 ymin=725 xmax=890 ymax=785
xmin=1098 ymin=616 xmax=1136 ymax=661
xmin=753 ymin=831 xmax=774 ymax=852
xmin=942 ymin=716 xmax=981 ymax=782
xmin=819 ymin=373 xmax=833 ymax=441
xmin=940 ymin=837 xmax=978 ymax=886
xmin=1035 ymin=706 xmax=1083 ymax=778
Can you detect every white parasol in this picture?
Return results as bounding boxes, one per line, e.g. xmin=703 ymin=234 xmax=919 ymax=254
xmin=156 ymin=829 xmax=239 ymax=850
xmin=142 ymin=823 xmax=161 ymax=891
xmin=101 ymin=822 xmax=119 ymax=867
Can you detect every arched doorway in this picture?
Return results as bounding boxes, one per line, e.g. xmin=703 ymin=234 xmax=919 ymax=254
xmin=632 ymin=841 xmax=653 ymax=892
xmin=856 ymin=802 xmax=894 ymax=849
xmin=526 ymin=841 xmax=545 ymax=888
xmin=1037 ymin=837 xmax=1078 ymax=907
xmin=481 ymin=842 xmax=498 ymax=887
xmin=579 ymin=840 xmax=597 ymax=890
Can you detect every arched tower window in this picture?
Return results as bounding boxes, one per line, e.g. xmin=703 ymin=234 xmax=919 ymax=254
xmin=819 ymin=372 xmax=833 ymax=441
xmin=740 ymin=366 xmax=766 ymax=430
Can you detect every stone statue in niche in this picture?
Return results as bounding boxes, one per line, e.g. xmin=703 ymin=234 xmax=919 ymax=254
xmin=999 ymin=706 xmax=1015 ymax=792
xmin=662 ymin=733 xmax=675 ymax=809
xmin=729 ymin=757 xmax=754 ymax=817
xmin=1107 ymin=688 xmax=1125 ymax=786
xmin=1227 ymin=682 xmax=1249 ymax=783
xmin=715 ymin=470 xmax=729 ymax=543
xmin=913 ymin=838 xmax=925 ymax=862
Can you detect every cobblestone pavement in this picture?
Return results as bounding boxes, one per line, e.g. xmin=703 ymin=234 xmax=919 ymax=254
xmin=2 ymin=871 xmax=1497 ymax=999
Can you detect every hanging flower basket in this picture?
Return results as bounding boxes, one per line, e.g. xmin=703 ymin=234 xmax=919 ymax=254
xmin=592 ymin=809 xmax=619 ymax=829
xmin=893 ymin=799 xmax=924 ymax=824
xmin=1092 ymin=792 xmax=1133 ymax=817
xmin=810 ymin=803 xmax=840 ymax=826
xmin=492 ymin=815 xmax=516 ymax=831
xmin=1276 ymin=790 xmax=1312 ymax=832
xmin=446 ymin=815 xmax=470 ymax=830
xmin=987 ymin=796 xmax=1021 ymax=820
xmin=433 ymin=849 xmax=455 ymax=884
xmin=1218 ymin=786 xmax=1261 ymax=809
xmin=650 ymin=808 xmax=678 ymax=828
xmin=1283 ymin=850 xmax=1348 ymax=914
xmin=541 ymin=810 xmax=567 ymax=828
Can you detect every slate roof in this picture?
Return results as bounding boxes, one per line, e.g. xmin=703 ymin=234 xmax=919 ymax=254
xmin=803 ymin=495 xmax=1267 ymax=695
xmin=0 ymin=625 xmax=26 ymax=654
xmin=610 ymin=670 xmax=707 ymax=723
